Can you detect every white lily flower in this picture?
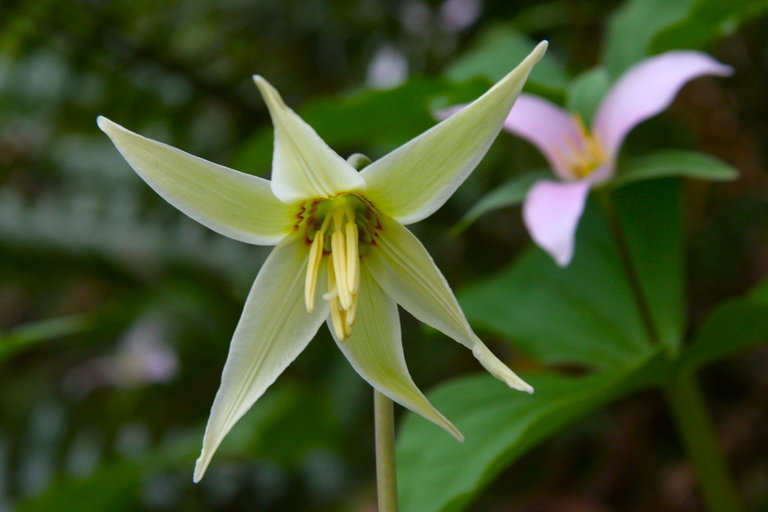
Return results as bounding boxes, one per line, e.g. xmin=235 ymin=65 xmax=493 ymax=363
xmin=98 ymin=41 xmax=546 ymax=482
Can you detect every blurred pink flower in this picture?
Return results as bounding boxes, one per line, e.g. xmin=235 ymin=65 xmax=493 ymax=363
xmin=504 ymin=51 xmax=732 ymax=266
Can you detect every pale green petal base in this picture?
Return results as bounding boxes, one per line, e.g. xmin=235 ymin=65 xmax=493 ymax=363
xmin=367 ymin=216 xmax=533 ymax=393
xmin=332 ymin=266 xmax=463 ymax=441
xmin=194 ymin=235 xmax=329 ymax=482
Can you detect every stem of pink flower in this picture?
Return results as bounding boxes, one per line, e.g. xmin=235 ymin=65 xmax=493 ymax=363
xmin=597 ymin=187 xmax=743 ymax=512
xmin=374 ymin=390 xmax=399 ymax=512
xmin=665 ymin=372 xmax=744 ymax=512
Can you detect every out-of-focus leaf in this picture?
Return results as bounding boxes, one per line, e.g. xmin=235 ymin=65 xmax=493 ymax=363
xmin=234 ymin=78 xmax=482 ymax=172
xmin=0 ymin=315 xmax=90 ymax=361
xmin=565 ymin=67 xmax=611 ymax=124
xmin=461 ymin=180 xmax=683 ymax=367
xmin=613 ymin=179 xmax=684 ymax=352
xmin=613 ymin=150 xmax=739 ymax=187
xmin=680 ymin=277 xmax=768 ymax=372
xmin=17 ymin=460 xmax=144 ymax=512
xmin=444 ymin=24 xmax=568 ymax=94
xmin=452 ymin=170 xmax=549 ymax=233
xmin=603 ymin=0 xmax=694 ymax=77
xmin=397 ymin=350 xmax=669 ymax=512
xmin=652 ymin=0 xmax=768 ymax=53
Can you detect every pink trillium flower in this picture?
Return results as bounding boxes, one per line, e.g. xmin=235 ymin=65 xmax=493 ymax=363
xmin=505 ymin=51 xmax=732 ymax=266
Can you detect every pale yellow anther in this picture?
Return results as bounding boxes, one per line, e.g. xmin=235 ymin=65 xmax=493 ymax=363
xmin=304 ymin=215 xmax=331 ymax=313
xmin=303 ymin=198 xmax=363 ymax=339
xmin=345 ymin=293 xmax=358 ymax=329
xmin=345 ymin=222 xmax=359 ymax=295
xmin=327 ymin=258 xmax=347 ymax=340
xmin=331 ymin=230 xmax=351 ymax=310
xmin=304 ymin=229 xmax=325 ymax=313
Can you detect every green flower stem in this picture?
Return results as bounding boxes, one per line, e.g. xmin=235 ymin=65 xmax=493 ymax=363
xmin=665 ymin=373 xmax=744 ymax=512
xmin=374 ymin=390 xmax=399 ymax=512
xmin=597 ymin=187 xmax=743 ymax=512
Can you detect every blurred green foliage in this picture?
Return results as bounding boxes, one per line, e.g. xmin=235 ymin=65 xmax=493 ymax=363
xmin=1 ymin=0 xmax=767 ymax=511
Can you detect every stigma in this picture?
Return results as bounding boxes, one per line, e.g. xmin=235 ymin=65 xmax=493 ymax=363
xmin=302 ymin=194 xmax=372 ymax=341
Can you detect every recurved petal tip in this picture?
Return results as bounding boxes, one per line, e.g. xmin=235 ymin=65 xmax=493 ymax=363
xmin=96 ymin=115 xmax=118 ymax=134
xmin=471 ymin=343 xmax=534 ymax=394
xmin=192 ymin=458 xmax=207 ymax=483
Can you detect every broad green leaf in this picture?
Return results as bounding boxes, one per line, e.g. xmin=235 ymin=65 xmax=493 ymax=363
xmin=397 ymin=350 xmax=669 ymax=512
xmin=652 ymin=0 xmax=768 ymax=53
xmin=0 ymin=315 xmax=90 ymax=362
xmin=445 ymin=24 xmax=568 ymax=94
xmin=461 ymin=180 xmax=684 ymax=368
xmin=461 ymin=217 xmax=648 ymax=368
xmin=452 ymin=170 xmax=549 ymax=233
xmin=603 ymin=0 xmax=694 ymax=77
xmin=613 ymin=179 xmax=685 ymax=352
xmin=680 ymin=277 xmax=768 ymax=372
xmin=565 ymin=67 xmax=611 ymax=124
xmin=613 ymin=150 xmax=739 ymax=187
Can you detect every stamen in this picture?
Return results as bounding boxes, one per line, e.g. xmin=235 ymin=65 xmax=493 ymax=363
xmin=331 ymin=210 xmax=351 ymax=310
xmin=345 ymin=221 xmax=359 ymax=295
xmin=327 ymin=258 xmax=347 ymax=340
xmin=304 ymin=228 xmax=325 ymax=312
xmin=345 ymin=293 xmax=358 ymax=329
xmin=304 ymin=216 xmax=331 ymax=313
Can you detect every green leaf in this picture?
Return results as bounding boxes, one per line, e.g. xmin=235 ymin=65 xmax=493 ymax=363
xmin=680 ymin=277 xmax=768 ymax=372
xmin=461 ymin=180 xmax=684 ymax=368
xmin=0 ymin=314 xmax=90 ymax=361
xmin=613 ymin=179 xmax=685 ymax=351
xmin=613 ymin=150 xmax=739 ymax=187
xmin=445 ymin=24 xmax=568 ymax=94
xmin=603 ymin=0 xmax=695 ymax=77
xmin=652 ymin=0 xmax=768 ymax=53
xmin=17 ymin=460 xmax=144 ymax=512
xmin=565 ymin=67 xmax=611 ymax=124
xmin=452 ymin=170 xmax=549 ymax=234
xmin=397 ymin=351 xmax=669 ymax=512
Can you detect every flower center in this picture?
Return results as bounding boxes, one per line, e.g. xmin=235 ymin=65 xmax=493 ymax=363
xmin=299 ymin=193 xmax=380 ymax=340
xmin=564 ymin=115 xmax=606 ymax=179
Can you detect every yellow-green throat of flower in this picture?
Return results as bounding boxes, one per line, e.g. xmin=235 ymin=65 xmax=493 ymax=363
xmin=301 ymin=193 xmax=380 ymax=341
xmin=566 ymin=115 xmax=606 ymax=179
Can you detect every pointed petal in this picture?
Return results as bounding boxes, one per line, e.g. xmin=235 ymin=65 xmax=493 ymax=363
xmin=98 ymin=117 xmax=293 ymax=245
xmin=522 ymin=179 xmax=590 ymax=267
xmin=365 ymin=216 xmax=532 ymax=393
xmin=253 ymin=76 xmax=365 ymax=202
xmin=502 ymin=94 xmax=584 ymax=180
xmin=194 ymin=234 xmax=328 ymax=482
xmin=593 ymin=51 xmax=733 ymax=158
xmin=360 ymin=41 xmax=548 ymax=225
xmin=331 ymin=266 xmax=462 ymax=440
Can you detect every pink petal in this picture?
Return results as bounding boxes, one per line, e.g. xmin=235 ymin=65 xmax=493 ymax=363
xmin=503 ymin=94 xmax=585 ymax=181
xmin=522 ymin=179 xmax=590 ymax=267
xmin=593 ymin=51 xmax=733 ymax=158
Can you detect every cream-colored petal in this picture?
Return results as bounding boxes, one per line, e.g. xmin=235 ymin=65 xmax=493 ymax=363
xmin=331 ymin=265 xmax=463 ymax=440
xmin=253 ymin=76 xmax=365 ymax=202
xmin=366 ymin=216 xmax=533 ymax=393
xmin=360 ymin=41 xmax=547 ymax=225
xmin=98 ymin=117 xmax=293 ymax=246
xmin=194 ymin=234 xmax=329 ymax=482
